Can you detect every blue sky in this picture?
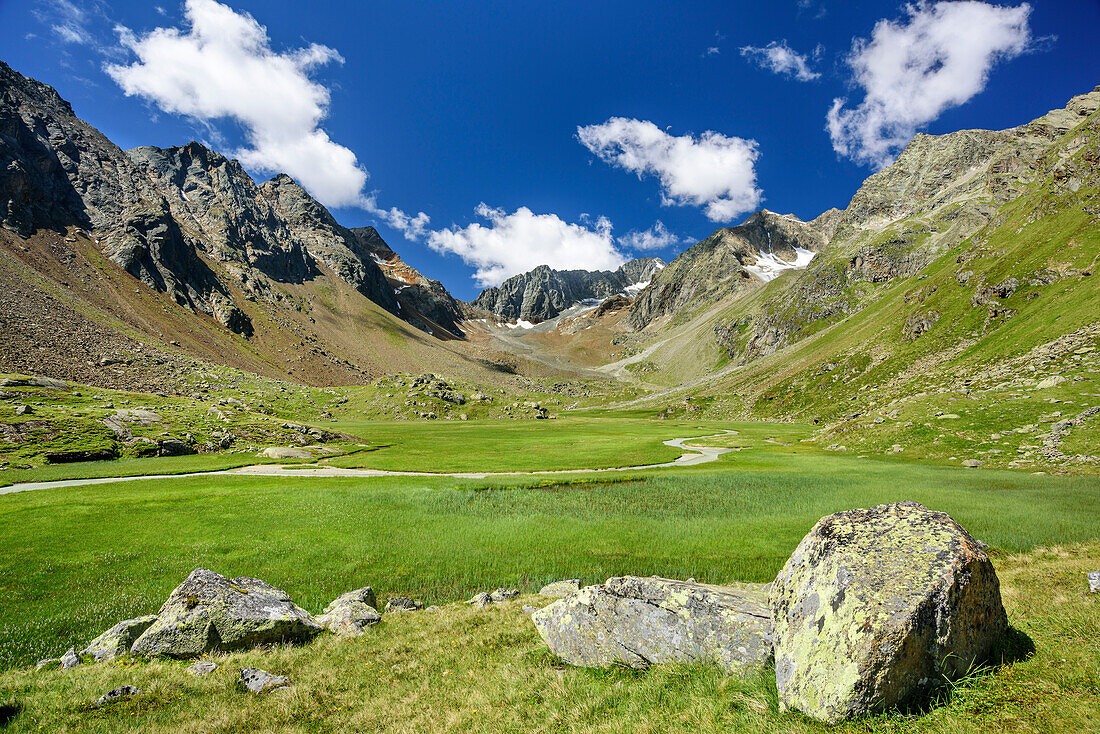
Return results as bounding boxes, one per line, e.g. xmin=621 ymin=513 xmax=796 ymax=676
xmin=2 ymin=1 xmax=1097 ymax=299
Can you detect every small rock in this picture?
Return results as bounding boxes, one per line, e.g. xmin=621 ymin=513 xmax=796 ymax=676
xmin=465 ymin=592 xmax=492 ymax=608
xmin=317 ymin=586 xmax=381 ymax=635
xmin=490 ymin=588 xmax=519 ymax=602
xmin=539 ymin=579 xmax=581 ymax=598
xmin=14 ymin=405 xmax=31 ymax=415
xmin=1088 ymin=571 xmax=1100 ymax=594
xmin=1036 ymin=375 xmax=1067 ymax=390
xmin=384 ymin=596 xmax=423 ymax=613
xmin=93 ymin=686 xmax=140 ymax=708
xmin=186 ymin=660 xmax=219 ymax=676
xmin=962 ymin=459 xmax=985 ymax=468
xmin=239 ymin=667 xmax=290 ymax=694
xmin=60 ymin=648 xmax=81 ymax=670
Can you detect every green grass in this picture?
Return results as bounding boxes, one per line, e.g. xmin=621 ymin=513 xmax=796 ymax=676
xmin=1 ymin=439 xmax=1096 ymax=674
xmin=323 ymin=416 xmax=747 ymax=472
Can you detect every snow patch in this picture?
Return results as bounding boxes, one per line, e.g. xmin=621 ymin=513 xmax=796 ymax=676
xmin=506 ymin=320 xmax=535 ymax=329
xmin=624 ymin=280 xmax=650 ymax=297
xmin=744 ymin=248 xmax=816 ymax=282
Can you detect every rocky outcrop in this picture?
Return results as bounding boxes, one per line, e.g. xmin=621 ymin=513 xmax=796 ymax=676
xmin=473 ymin=258 xmax=664 ymax=323
xmin=80 ymin=615 xmax=158 ymax=662
xmin=532 ymin=576 xmax=773 ymax=675
xmin=131 ymin=568 xmax=322 ymax=658
xmin=770 ymin=501 xmax=1007 ymax=723
xmin=629 ymin=211 xmax=826 ymax=329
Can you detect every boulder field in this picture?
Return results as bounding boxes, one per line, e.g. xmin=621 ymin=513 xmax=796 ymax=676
xmin=534 ymin=501 xmax=1008 ymax=723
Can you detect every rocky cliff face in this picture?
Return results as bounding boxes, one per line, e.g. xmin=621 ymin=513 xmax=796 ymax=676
xmin=719 ymin=86 xmax=1100 ymax=362
xmin=629 ymin=210 xmax=828 ymax=329
xmin=350 ymin=226 xmax=465 ymax=336
xmin=472 ymin=258 xmax=665 ymax=323
xmin=0 ymin=60 xmax=470 ymax=341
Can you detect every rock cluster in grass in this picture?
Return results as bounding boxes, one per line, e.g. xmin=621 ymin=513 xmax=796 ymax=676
xmin=533 ymin=501 xmax=1008 ymax=723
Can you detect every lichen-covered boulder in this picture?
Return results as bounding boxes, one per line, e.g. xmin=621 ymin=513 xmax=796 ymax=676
xmin=770 ymin=501 xmax=1007 ymax=723
xmin=317 ymin=586 xmax=381 ymax=636
xmin=239 ymin=667 xmax=290 ymax=694
xmin=539 ymin=579 xmax=581 ymax=598
xmin=532 ymin=576 xmax=773 ymax=676
xmin=130 ymin=569 xmax=322 ymax=658
xmin=81 ymin=615 xmax=158 ymax=661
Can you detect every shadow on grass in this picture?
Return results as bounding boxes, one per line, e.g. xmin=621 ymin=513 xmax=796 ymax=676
xmin=893 ymin=625 xmax=1036 ymax=717
xmin=0 ymin=698 xmax=21 ymax=727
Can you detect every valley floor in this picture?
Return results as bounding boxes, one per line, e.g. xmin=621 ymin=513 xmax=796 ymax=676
xmin=0 ymin=425 xmax=1097 ymax=731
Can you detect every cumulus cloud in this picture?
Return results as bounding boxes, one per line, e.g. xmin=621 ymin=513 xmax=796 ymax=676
xmin=577 ymin=118 xmax=762 ymax=222
xmin=427 ymin=204 xmax=627 ymax=287
xmin=740 ymin=40 xmax=821 ymax=81
xmin=105 ymin=0 xmax=428 ymax=238
xmin=618 ymin=221 xmax=685 ymax=251
xmin=828 ymin=1 xmax=1032 ymax=167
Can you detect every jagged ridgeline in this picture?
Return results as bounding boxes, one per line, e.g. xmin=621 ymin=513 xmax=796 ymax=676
xmin=0 ymin=60 xmax=486 ymax=385
xmin=472 ymin=258 xmax=665 ymax=323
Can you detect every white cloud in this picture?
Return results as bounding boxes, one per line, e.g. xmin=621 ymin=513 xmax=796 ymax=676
xmin=35 ymin=0 xmax=91 ymax=45
xmin=828 ymin=1 xmax=1032 ymax=167
xmin=618 ymin=221 xmax=685 ymax=251
xmin=427 ymin=204 xmax=627 ymax=287
xmin=577 ymin=118 xmax=762 ymax=222
xmin=105 ymin=0 xmax=428 ymax=238
xmin=740 ymin=40 xmax=821 ymax=81
xmin=706 ymin=46 xmax=720 ymax=56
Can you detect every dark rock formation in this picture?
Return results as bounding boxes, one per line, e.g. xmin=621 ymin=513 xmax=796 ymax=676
xmin=473 ymin=258 xmax=664 ymax=322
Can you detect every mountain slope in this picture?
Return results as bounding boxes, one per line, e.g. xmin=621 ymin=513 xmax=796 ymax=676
xmin=472 ymin=258 xmax=665 ymax=322
xmin=613 ymin=86 xmax=1100 ymax=470
xmin=629 ymin=210 xmax=829 ymax=330
xmin=0 ymin=60 xmax=535 ymax=388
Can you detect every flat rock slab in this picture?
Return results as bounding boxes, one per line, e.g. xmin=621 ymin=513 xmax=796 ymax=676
xmin=258 ymin=447 xmax=313 ymax=459
xmin=81 ymin=615 xmax=158 ymax=662
xmin=186 ymin=660 xmax=219 ymax=676
xmin=770 ymin=501 xmax=1007 ymax=723
xmin=131 ymin=568 xmax=322 ymax=658
xmin=533 ymin=576 xmax=773 ymax=676
xmin=239 ymin=668 xmax=290 ymax=694
xmin=539 ymin=579 xmax=581 ymax=598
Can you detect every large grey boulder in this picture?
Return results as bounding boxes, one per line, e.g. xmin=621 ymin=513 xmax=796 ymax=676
xmin=770 ymin=501 xmax=1007 ymax=723
xmin=532 ymin=576 xmax=773 ymax=676
xmin=130 ymin=569 xmax=322 ymax=658
xmin=317 ymin=587 xmax=381 ymax=636
xmin=81 ymin=615 xmax=158 ymax=661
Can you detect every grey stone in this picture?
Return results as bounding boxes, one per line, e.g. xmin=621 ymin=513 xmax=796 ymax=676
xmin=60 ymin=648 xmax=81 ymax=670
xmin=35 ymin=658 xmax=60 ymax=671
xmin=384 ymin=596 xmax=423 ymax=614
xmin=1088 ymin=571 xmax=1100 ymax=594
xmin=1037 ymin=375 xmax=1067 ymax=390
xmin=770 ymin=501 xmax=1007 ymax=724
xmin=962 ymin=459 xmax=985 ymax=468
xmin=239 ymin=667 xmax=289 ymax=694
xmin=533 ymin=576 xmax=773 ymax=676
xmin=93 ymin=686 xmax=140 ymax=708
xmin=258 ymin=446 xmax=313 ymax=459
xmin=131 ymin=568 xmax=322 ymax=658
xmin=186 ymin=660 xmax=218 ymax=676
xmin=81 ymin=615 xmax=158 ymax=661
xmin=540 ymin=579 xmax=581 ymax=598
xmin=317 ymin=586 xmax=381 ymax=635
